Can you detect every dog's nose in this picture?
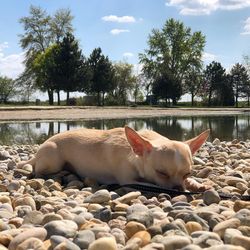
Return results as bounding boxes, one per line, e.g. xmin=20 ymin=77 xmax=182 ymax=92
xmin=172 ymin=185 xmax=184 ymax=191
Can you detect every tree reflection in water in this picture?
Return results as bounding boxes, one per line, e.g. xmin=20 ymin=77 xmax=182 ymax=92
xmin=0 ymin=113 xmax=249 ymax=145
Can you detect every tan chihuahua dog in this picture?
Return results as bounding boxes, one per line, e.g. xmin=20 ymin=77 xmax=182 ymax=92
xmin=18 ymin=126 xmax=210 ymax=191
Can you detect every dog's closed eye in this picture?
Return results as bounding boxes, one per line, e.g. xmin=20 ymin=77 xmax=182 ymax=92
xmin=156 ymin=170 xmax=170 ymax=179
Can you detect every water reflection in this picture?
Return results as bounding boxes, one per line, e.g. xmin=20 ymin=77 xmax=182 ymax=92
xmin=0 ymin=114 xmax=249 ymax=145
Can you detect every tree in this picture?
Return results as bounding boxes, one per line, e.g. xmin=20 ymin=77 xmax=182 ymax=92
xmin=32 ymin=44 xmax=60 ymax=104
xmin=55 ymin=33 xmax=90 ymax=104
xmin=15 ymin=70 xmax=36 ymax=103
xmin=19 ymin=5 xmax=74 ymax=104
xmin=108 ymin=62 xmax=137 ymax=105
xmin=50 ymin=8 xmax=74 ymax=43
xmin=243 ymin=80 xmax=250 ymax=106
xmin=152 ymin=73 xmax=182 ymax=105
xmin=139 ymin=18 xmax=205 ymax=105
xmin=230 ymin=63 xmax=248 ymax=107
xmin=0 ymin=76 xmax=17 ymax=104
xmin=33 ymin=34 xmax=90 ymax=105
xmin=87 ymin=48 xmax=114 ymax=106
xmin=242 ymin=55 xmax=250 ymax=106
xmin=221 ymin=74 xmax=235 ymax=106
xmin=133 ymin=74 xmax=145 ymax=104
xmin=184 ymin=67 xmax=202 ymax=106
xmin=202 ymin=61 xmax=234 ymax=106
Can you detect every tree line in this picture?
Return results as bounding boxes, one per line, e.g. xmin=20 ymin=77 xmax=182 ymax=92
xmin=0 ymin=5 xmax=250 ymax=107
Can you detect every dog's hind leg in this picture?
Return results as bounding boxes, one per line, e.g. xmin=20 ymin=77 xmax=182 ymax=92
xmin=17 ymin=156 xmax=36 ymax=169
xmin=32 ymin=141 xmax=65 ymax=177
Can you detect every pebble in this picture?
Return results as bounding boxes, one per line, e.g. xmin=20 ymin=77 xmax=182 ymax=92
xmin=233 ymin=209 xmax=250 ymax=226
xmin=50 ymin=235 xmax=81 ymax=250
xmin=203 ymin=189 xmax=221 ymax=205
xmin=127 ymin=210 xmax=154 ymax=228
xmin=192 ymin=231 xmax=223 ymax=248
xmin=88 ymin=237 xmax=117 ymax=250
xmin=84 ymin=189 xmax=111 ymax=203
xmin=8 ymin=227 xmax=47 ymax=250
xmin=44 ymin=220 xmax=78 ymax=238
xmin=231 ymin=235 xmax=250 ymax=250
xmin=161 ymin=235 xmax=192 ymax=250
xmin=213 ymin=218 xmax=241 ymax=238
xmin=13 ymin=195 xmax=36 ymax=210
xmin=0 ymin=141 xmax=249 ymax=249
xmin=124 ymin=221 xmax=146 ymax=238
xmin=23 ymin=210 xmax=44 ymax=225
xmin=73 ymin=230 xmax=95 ymax=249
xmin=16 ymin=237 xmax=45 ymax=250
xmin=238 ymin=225 xmax=250 ymax=237
xmin=111 ymin=228 xmax=126 ymax=245
xmin=130 ymin=230 xmax=151 ymax=247
xmin=224 ymin=228 xmax=243 ymax=244
xmin=41 ymin=213 xmax=63 ymax=225
xmin=185 ymin=221 xmax=203 ymax=234
xmin=115 ymin=191 xmax=141 ymax=204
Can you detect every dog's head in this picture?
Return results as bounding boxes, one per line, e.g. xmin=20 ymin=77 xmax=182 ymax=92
xmin=125 ymin=126 xmax=209 ymax=190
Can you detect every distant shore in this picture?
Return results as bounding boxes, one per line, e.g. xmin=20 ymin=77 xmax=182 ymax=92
xmin=0 ymin=106 xmax=249 ymax=121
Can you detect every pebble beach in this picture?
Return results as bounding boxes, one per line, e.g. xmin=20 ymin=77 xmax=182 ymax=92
xmin=0 ymin=137 xmax=250 ymax=250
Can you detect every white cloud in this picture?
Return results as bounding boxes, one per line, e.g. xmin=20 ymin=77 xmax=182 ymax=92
xmin=102 ymin=15 xmax=136 ymax=23
xmin=0 ymin=43 xmax=25 ymax=79
xmin=202 ymin=52 xmax=218 ymax=62
xmin=123 ymin=52 xmax=134 ymax=58
xmin=241 ymin=17 xmax=250 ymax=35
xmin=166 ymin=0 xmax=250 ymax=15
xmin=0 ymin=42 xmax=9 ymax=51
xmin=110 ymin=29 xmax=130 ymax=35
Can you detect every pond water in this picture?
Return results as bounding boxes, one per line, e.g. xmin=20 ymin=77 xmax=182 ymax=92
xmin=0 ymin=114 xmax=250 ymax=145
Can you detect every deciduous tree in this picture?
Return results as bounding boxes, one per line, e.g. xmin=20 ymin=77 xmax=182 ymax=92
xmin=184 ymin=67 xmax=202 ymax=106
xmin=139 ymin=18 xmax=205 ymax=105
xmin=19 ymin=5 xmax=74 ymax=104
xmin=0 ymin=76 xmax=17 ymax=104
xmin=110 ymin=62 xmax=137 ymax=105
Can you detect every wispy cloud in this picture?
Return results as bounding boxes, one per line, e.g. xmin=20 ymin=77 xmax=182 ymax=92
xmin=202 ymin=52 xmax=218 ymax=62
xmin=0 ymin=43 xmax=25 ymax=79
xmin=102 ymin=15 xmax=136 ymax=23
xmin=110 ymin=29 xmax=130 ymax=35
xmin=0 ymin=42 xmax=9 ymax=51
xmin=166 ymin=0 xmax=250 ymax=15
xmin=123 ymin=52 xmax=134 ymax=58
xmin=241 ymin=17 xmax=250 ymax=35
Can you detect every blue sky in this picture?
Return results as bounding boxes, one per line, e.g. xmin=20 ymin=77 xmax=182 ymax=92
xmin=1 ymin=0 xmax=250 ymax=81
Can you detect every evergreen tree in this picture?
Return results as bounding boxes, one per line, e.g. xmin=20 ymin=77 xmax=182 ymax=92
xmin=56 ymin=33 xmax=89 ymax=105
xmin=87 ymin=48 xmax=114 ymax=106
xmin=202 ymin=61 xmax=234 ymax=106
xmin=230 ymin=63 xmax=249 ymax=107
xmin=33 ymin=34 xmax=90 ymax=105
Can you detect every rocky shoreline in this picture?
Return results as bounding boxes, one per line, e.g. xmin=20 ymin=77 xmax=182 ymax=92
xmin=0 ymin=138 xmax=249 ymax=249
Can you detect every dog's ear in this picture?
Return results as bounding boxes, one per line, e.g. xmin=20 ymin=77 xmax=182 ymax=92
xmin=125 ymin=126 xmax=153 ymax=156
xmin=185 ymin=129 xmax=210 ymax=155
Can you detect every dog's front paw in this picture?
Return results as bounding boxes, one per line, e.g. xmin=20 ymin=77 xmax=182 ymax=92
xmin=185 ymin=178 xmax=212 ymax=192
